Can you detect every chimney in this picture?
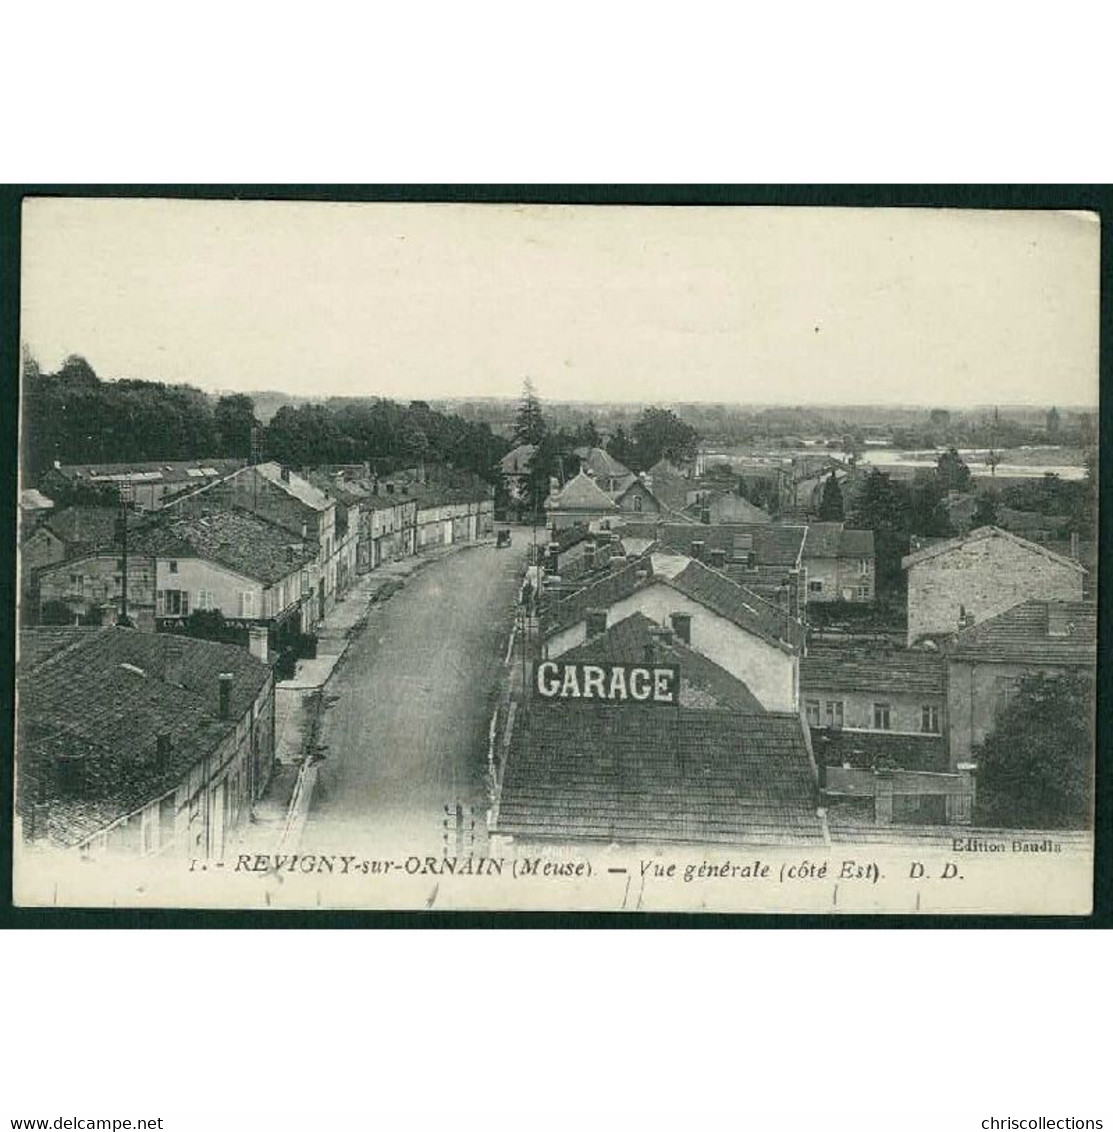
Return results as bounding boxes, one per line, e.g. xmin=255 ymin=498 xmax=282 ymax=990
xmin=670 ymin=612 xmax=691 ymax=645
xmin=709 ymin=548 xmax=726 ymax=569
xmin=690 ymin=540 xmax=705 ymax=561
xmin=1071 ymin=530 xmax=1080 ymax=561
xmin=218 ymin=672 xmax=234 ymax=720
xmin=155 ymin=732 xmax=172 ymax=773
xmin=585 ymin=609 xmax=607 ymax=638
xmin=55 ymin=751 xmax=87 ymax=798
xmin=700 ymin=508 xmax=711 ymax=525
xmin=584 ymin=542 xmax=597 ymax=569
xmin=787 ymin=568 xmax=801 ymax=621
xmin=280 ymin=466 xmax=290 ymax=483
xmin=248 ymin=624 xmax=269 ymax=664
xmin=164 ymin=636 xmax=185 ymax=686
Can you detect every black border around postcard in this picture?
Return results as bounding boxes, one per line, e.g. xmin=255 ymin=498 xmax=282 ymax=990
xmin=1 ymin=183 xmax=1108 ymax=929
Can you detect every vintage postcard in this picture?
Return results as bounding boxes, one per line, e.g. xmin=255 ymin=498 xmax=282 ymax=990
xmin=11 ymin=197 xmax=1099 ymax=914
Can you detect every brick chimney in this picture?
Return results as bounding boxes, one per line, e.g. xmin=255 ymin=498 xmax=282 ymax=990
xmin=670 ymin=612 xmax=691 ymax=645
xmin=690 ymin=540 xmax=705 ymax=561
xmin=218 ymin=672 xmax=234 ymax=720
xmin=280 ymin=466 xmax=291 ymax=483
xmin=585 ymin=609 xmax=607 ymax=638
xmin=155 ymin=732 xmax=172 ymax=773
xmin=55 ymin=751 xmax=88 ymax=798
xmin=248 ymin=624 xmax=269 ymax=664
xmin=709 ymin=548 xmax=726 ymax=569
xmin=700 ymin=508 xmax=711 ymax=525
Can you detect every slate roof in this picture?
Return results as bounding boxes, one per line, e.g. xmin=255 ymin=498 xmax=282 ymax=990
xmin=562 ymin=612 xmax=766 ymax=712
xmin=544 ymin=552 xmax=804 ymax=651
xmin=17 ymin=627 xmax=270 ymax=848
xmin=495 ymin=703 xmax=823 ymax=845
xmin=803 ymin=522 xmax=875 ymax=559
xmin=545 ymin=471 xmax=620 ymax=513
xmin=946 ymin=600 xmax=1096 ymax=666
xmin=801 ymin=643 xmax=945 ymax=696
xmin=901 ymin=526 xmax=1087 ymax=573
xmin=138 ymin=508 xmax=315 ymax=583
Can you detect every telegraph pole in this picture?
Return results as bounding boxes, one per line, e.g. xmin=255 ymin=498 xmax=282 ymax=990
xmin=117 ymin=480 xmax=133 ymax=628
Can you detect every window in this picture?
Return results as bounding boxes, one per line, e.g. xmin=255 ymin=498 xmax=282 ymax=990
xmin=163 ymin=590 xmax=188 ymax=616
xmin=855 ymin=584 xmax=870 ymax=600
xmin=873 ymin=702 xmax=891 ymax=730
xmin=857 ymin=558 xmax=869 ymax=576
xmin=825 ymin=700 xmax=844 ymax=729
xmin=808 ymin=579 xmax=824 ymax=594
xmin=632 ymin=493 xmax=643 ymax=512
xmin=69 ymin=573 xmax=84 ymax=590
xmin=805 ymin=699 xmax=821 ymax=727
xmin=921 ymin=705 xmax=940 ymax=734
xmin=169 ymin=561 xmax=179 ymax=574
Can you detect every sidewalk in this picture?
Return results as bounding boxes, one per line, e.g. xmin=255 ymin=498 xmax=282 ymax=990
xmin=237 ymin=539 xmax=495 ymax=856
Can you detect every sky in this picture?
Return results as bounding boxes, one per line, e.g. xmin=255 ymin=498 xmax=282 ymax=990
xmin=20 ymin=199 xmax=1100 ymax=408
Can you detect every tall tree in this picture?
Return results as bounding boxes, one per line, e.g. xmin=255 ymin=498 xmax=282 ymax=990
xmin=630 ymin=407 xmax=699 ymax=472
xmin=935 ymin=447 xmax=972 ymax=493
xmin=975 ymin=671 xmax=1094 ymax=830
xmin=513 ymin=377 xmax=547 ymax=446
xmin=214 ymin=393 xmax=259 ymax=458
xmin=1046 ymin=406 xmax=1061 ymax=437
xmin=818 ymin=472 xmax=845 ymax=521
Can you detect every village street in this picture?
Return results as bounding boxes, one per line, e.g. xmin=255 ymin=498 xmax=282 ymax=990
xmin=301 ymin=534 xmax=532 ymax=856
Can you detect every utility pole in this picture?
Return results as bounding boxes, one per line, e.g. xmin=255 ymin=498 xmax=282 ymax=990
xmin=117 ymin=480 xmax=133 ymax=628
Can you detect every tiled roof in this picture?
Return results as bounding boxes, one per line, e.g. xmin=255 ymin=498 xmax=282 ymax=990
xmin=802 ymin=643 xmax=945 ymax=696
xmin=496 ymin=704 xmax=823 ymax=845
xmin=656 ymin=522 xmax=806 ymax=567
xmin=946 ymin=600 xmax=1096 ymax=665
xmin=667 ymin=559 xmax=804 ymax=651
xmin=562 ymin=612 xmax=765 ymax=712
xmin=140 ymin=508 xmax=315 ymax=583
xmin=811 ymin=729 xmax=948 ymax=772
xmin=17 ymin=627 xmax=270 ymax=848
xmin=254 ymin=462 xmax=334 ymax=510
xmin=901 ymin=526 xmax=1087 ymax=573
xmin=499 ymin=444 xmax=537 ymax=475
xmin=545 ymin=471 xmax=620 ymax=513
xmin=544 ymin=553 xmax=803 ymax=651
xmin=803 ymin=522 xmax=874 ymax=559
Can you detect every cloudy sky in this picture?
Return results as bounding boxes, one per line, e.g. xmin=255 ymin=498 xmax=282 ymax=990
xmin=20 ymin=199 xmax=1100 ymax=407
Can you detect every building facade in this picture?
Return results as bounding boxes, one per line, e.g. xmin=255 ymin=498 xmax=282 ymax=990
xmin=902 ymin=526 xmax=1087 ymax=645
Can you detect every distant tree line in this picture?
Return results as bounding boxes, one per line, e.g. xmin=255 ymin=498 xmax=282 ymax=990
xmin=21 ymin=353 xmax=509 ymax=488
